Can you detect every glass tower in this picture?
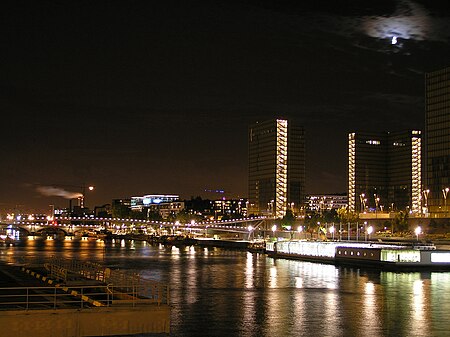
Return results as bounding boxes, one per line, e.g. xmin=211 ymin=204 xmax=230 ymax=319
xmin=425 ymin=66 xmax=450 ymax=216
xmin=248 ymin=119 xmax=305 ymax=218
xmin=348 ymin=131 xmax=421 ymax=215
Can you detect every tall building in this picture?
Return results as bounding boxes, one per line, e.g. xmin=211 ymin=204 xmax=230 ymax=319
xmin=248 ymin=119 xmax=305 ymax=218
xmin=348 ymin=130 xmax=421 ymax=215
xmin=425 ymin=66 xmax=450 ymax=216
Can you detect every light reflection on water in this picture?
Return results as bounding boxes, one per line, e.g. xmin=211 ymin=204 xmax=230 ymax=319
xmin=2 ymin=238 xmax=450 ymax=337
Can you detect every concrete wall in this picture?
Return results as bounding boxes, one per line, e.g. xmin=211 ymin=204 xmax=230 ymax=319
xmin=1 ymin=305 xmax=170 ymax=337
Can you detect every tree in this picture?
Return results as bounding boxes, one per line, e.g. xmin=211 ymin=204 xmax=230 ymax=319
xmin=337 ymin=207 xmax=359 ymax=224
xmin=392 ymin=211 xmax=409 ymax=233
xmin=304 ymin=211 xmax=322 ymax=239
xmin=281 ymin=209 xmax=296 ymax=229
xmin=323 ymin=209 xmax=338 ymax=223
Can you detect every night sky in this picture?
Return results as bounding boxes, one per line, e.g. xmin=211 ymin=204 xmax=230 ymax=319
xmin=2 ymin=0 xmax=450 ymax=213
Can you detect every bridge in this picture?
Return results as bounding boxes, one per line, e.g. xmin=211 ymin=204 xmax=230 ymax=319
xmin=0 ymin=215 xmax=267 ymax=238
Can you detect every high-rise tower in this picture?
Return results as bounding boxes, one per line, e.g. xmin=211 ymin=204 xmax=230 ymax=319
xmin=348 ymin=130 xmax=421 ymax=215
xmin=248 ymin=119 xmax=305 ymax=218
xmin=425 ymin=66 xmax=450 ymax=216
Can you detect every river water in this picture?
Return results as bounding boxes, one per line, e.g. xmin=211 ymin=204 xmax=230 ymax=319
xmin=1 ymin=237 xmax=450 ymax=337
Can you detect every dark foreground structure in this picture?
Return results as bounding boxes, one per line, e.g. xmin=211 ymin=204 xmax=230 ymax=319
xmin=0 ymin=258 xmax=170 ymax=337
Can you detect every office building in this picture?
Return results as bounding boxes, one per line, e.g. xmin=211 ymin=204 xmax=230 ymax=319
xmin=248 ymin=119 xmax=305 ymax=218
xmin=306 ymin=194 xmax=348 ymax=213
xmin=348 ymin=130 xmax=421 ymax=215
xmin=425 ymin=66 xmax=450 ymax=215
xmin=130 ymin=194 xmax=180 ymax=211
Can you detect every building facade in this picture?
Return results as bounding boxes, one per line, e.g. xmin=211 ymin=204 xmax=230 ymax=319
xmin=131 ymin=194 xmax=182 ymax=219
xmin=425 ymin=66 xmax=450 ymax=216
xmin=306 ymin=194 xmax=348 ymax=213
xmin=248 ymin=119 xmax=305 ymax=218
xmin=348 ymin=130 xmax=421 ymax=215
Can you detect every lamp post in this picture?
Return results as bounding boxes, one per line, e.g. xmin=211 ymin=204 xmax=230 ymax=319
xmin=443 ymin=188 xmax=449 ymax=215
xmin=359 ymin=193 xmax=366 ymax=213
xmin=415 ymin=226 xmax=422 ymax=242
xmin=247 ymin=225 xmax=254 ymax=241
xmin=367 ymin=225 xmax=373 ymax=241
xmin=374 ymin=195 xmax=380 ymax=218
xmin=364 ymin=221 xmax=368 ymax=241
xmin=422 ymin=189 xmax=429 ymax=215
xmin=268 ymin=200 xmax=275 ymax=217
xmin=297 ymin=225 xmax=303 ymax=240
xmin=329 ymin=225 xmax=335 ymax=241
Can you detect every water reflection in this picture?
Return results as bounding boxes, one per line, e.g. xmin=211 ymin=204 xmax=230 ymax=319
xmin=1 ymin=239 xmax=450 ymax=337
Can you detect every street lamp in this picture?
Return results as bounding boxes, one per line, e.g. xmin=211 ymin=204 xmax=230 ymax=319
xmin=297 ymin=225 xmax=303 ymax=240
xmin=248 ymin=225 xmax=254 ymax=241
xmin=329 ymin=226 xmax=335 ymax=241
xmin=367 ymin=225 xmax=373 ymax=241
xmin=364 ymin=221 xmax=368 ymax=241
xmin=374 ymin=195 xmax=380 ymax=218
xmin=422 ymin=189 xmax=430 ymax=215
xmin=415 ymin=226 xmax=422 ymax=241
xmin=442 ymin=188 xmax=449 ymax=215
xmin=359 ymin=193 xmax=365 ymax=212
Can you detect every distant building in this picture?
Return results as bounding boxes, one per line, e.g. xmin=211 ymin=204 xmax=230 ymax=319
xmin=112 ymin=198 xmax=131 ymax=209
xmin=211 ymin=198 xmax=248 ymax=220
xmin=306 ymin=194 xmax=347 ymax=213
xmin=147 ymin=201 xmax=185 ymax=220
xmin=425 ymin=66 xmax=450 ymax=216
xmin=130 ymin=195 xmax=180 ymax=212
xmin=248 ymin=118 xmax=305 ymax=218
xmin=94 ymin=204 xmax=111 ymax=217
xmin=183 ymin=197 xmax=248 ymax=220
xmin=348 ymin=130 xmax=422 ymax=215
xmin=131 ymin=194 xmax=183 ymax=219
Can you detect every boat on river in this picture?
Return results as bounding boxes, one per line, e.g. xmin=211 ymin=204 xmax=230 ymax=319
xmin=265 ymin=240 xmax=450 ymax=271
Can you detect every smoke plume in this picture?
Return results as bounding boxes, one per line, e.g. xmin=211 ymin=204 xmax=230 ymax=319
xmin=36 ymin=186 xmax=83 ymax=199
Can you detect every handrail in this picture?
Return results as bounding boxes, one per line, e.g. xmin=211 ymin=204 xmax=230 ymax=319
xmin=46 ymin=257 xmax=169 ymax=305
xmin=0 ymin=283 xmax=169 ymax=311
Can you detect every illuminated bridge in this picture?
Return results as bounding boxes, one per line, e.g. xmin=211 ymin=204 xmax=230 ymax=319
xmin=0 ymin=216 xmax=267 ymax=237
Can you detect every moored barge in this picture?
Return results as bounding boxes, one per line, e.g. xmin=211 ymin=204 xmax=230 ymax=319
xmin=265 ymin=240 xmax=450 ymax=271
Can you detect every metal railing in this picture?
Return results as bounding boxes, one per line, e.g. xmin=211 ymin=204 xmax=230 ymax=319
xmin=0 ymin=285 xmax=106 ymax=310
xmin=3 ymin=256 xmax=170 ymax=308
xmin=0 ymin=282 xmax=169 ymax=311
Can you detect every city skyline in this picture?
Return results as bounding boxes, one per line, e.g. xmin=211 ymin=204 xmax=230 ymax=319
xmin=2 ymin=1 xmax=450 ymax=212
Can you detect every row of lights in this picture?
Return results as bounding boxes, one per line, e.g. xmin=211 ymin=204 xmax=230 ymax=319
xmin=268 ymin=223 xmax=424 ymax=241
xmin=7 ymin=215 xmax=264 ymax=226
xmin=359 ymin=187 xmax=450 ymax=212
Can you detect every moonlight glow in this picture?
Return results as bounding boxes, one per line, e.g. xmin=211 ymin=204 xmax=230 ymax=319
xmin=362 ymin=1 xmax=432 ymax=43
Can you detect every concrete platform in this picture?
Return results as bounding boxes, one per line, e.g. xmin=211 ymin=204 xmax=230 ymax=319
xmin=0 ymin=261 xmax=171 ymax=336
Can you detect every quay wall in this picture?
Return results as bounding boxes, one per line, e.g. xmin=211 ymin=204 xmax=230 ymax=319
xmin=1 ymin=305 xmax=170 ymax=337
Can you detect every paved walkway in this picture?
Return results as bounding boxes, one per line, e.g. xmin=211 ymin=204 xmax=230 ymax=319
xmin=0 ymin=262 xmax=45 ymax=287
